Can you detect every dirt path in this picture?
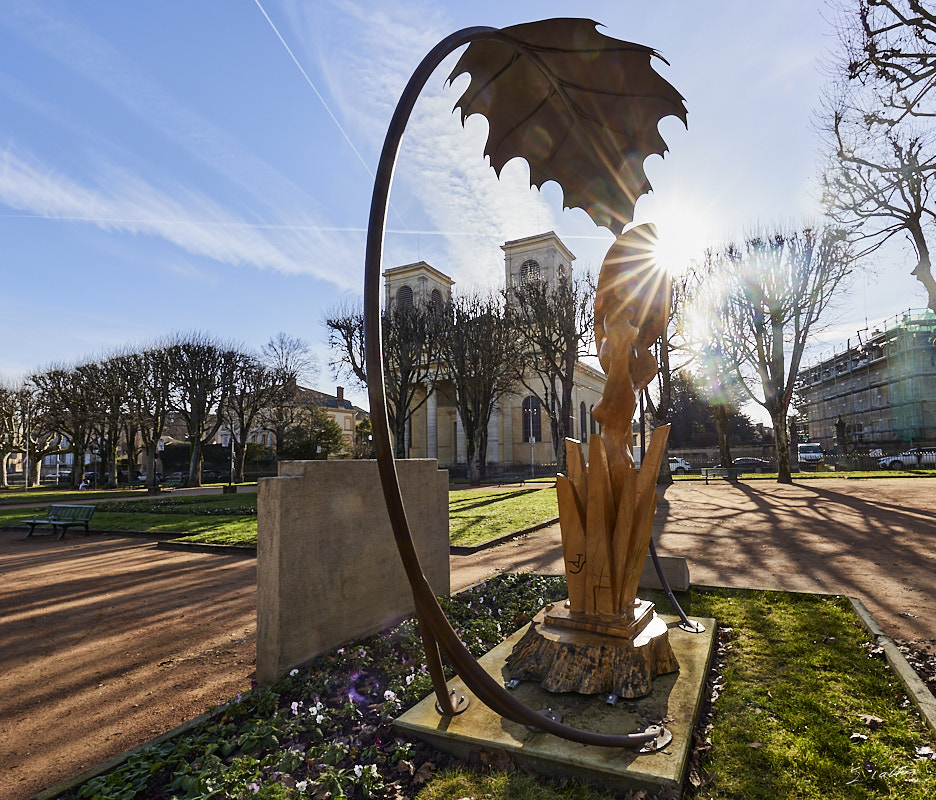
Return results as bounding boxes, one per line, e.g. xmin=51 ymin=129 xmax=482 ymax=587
xmin=2 ymin=477 xmax=934 ymax=799
xmin=0 ymin=533 xmax=256 ymax=800
xmin=452 ymin=477 xmax=936 ymax=643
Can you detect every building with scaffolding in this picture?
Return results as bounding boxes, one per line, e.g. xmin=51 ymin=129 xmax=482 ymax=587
xmin=799 ymin=309 xmax=936 ymax=452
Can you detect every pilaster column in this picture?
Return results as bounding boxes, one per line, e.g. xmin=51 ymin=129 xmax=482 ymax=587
xmin=487 ymin=405 xmax=500 ymax=463
xmin=426 ymin=388 xmax=438 ymax=459
xmin=503 ymin=401 xmax=513 ymax=463
xmin=456 ymin=412 xmax=466 ymax=464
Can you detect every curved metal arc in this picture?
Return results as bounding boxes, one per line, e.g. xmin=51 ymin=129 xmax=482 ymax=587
xmin=364 ymin=24 xmax=654 ymax=748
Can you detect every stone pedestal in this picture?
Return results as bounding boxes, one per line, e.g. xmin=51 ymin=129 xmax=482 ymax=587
xmin=256 ymin=458 xmax=449 ymax=683
xmin=394 ymin=615 xmax=716 ymax=795
xmin=506 ymin=606 xmax=678 ymax=698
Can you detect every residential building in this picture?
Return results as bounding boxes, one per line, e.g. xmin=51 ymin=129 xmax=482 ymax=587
xmin=386 ymin=231 xmax=607 ymax=469
xmin=217 ymin=385 xmax=364 ymax=455
xmin=799 ymin=309 xmax=936 ymax=451
xmin=302 ymin=386 xmax=360 ymax=451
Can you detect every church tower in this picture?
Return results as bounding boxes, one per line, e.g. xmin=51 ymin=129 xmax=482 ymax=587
xmin=502 ymin=231 xmax=576 ymax=299
xmin=383 ymin=261 xmax=454 ymax=310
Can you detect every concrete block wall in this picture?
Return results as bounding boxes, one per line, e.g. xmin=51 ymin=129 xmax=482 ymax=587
xmin=257 ymin=459 xmax=449 ymax=683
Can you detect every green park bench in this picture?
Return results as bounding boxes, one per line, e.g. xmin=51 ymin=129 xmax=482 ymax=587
xmin=22 ymin=504 xmax=96 ymax=541
xmin=701 ymin=467 xmax=742 ymax=485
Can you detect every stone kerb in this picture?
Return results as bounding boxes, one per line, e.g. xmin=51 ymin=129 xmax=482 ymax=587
xmin=257 ymin=458 xmax=450 ymax=684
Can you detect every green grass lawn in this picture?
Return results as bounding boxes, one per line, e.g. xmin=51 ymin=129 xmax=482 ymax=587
xmin=1 ymin=486 xmax=560 ymax=549
xmin=0 ymin=487 xmax=143 ymax=505
xmin=686 ymin=588 xmax=936 ymax=799
xmin=0 ymin=494 xmax=259 ymax=545
xmin=448 ymin=486 xmax=558 ymax=547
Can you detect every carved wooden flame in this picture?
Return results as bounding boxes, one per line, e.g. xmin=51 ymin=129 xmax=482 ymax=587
xmin=556 ymin=222 xmax=672 ymax=625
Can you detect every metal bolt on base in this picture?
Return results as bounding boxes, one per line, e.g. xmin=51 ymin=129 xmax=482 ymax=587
xmin=435 ymin=690 xmax=470 ymax=716
xmin=637 ymin=725 xmax=674 ymax=753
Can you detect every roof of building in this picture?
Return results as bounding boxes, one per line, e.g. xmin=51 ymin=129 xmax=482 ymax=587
xmin=299 ymin=386 xmax=353 ymax=410
xmin=382 ymin=261 xmax=455 ymax=286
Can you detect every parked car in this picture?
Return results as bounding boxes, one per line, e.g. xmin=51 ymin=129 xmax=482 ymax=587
xmin=668 ymin=457 xmax=692 ymax=475
xmin=732 ymin=457 xmax=774 ymax=473
xmin=797 ymin=442 xmax=824 ymax=467
xmin=878 ymin=447 xmax=936 ymax=470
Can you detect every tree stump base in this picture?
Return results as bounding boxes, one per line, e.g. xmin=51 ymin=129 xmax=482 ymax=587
xmin=505 ymin=605 xmax=679 ymax=698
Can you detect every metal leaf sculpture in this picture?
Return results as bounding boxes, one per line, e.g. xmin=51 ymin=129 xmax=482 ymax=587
xmin=448 ymin=18 xmax=687 ymax=234
xmin=362 ymin=18 xmax=685 ymax=749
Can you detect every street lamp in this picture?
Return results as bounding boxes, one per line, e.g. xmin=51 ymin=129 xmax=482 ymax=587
xmin=526 ymin=402 xmax=536 ymax=478
xmin=23 ymin=397 xmax=30 ymax=492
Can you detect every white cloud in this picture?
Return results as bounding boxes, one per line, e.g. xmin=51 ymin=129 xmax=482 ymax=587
xmin=304 ymin=0 xmax=558 ymax=288
xmin=0 ymin=149 xmax=361 ymax=288
xmin=2 ymin=1 xmax=370 ymax=289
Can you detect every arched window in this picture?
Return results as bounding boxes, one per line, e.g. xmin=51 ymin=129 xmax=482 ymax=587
xmin=519 ymin=259 xmax=541 ymax=285
xmin=396 ymin=284 xmax=413 ymax=309
xmin=521 ymin=396 xmax=542 ymax=443
xmin=589 ymin=405 xmax=597 ymax=435
xmin=430 ymin=288 xmax=443 ymax=309
xmin=580 ymin=401 xmax=588 ymax=443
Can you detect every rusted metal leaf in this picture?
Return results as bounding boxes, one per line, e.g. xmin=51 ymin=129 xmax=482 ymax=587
xmin=448 ymin=18 xmax=687 ymax=234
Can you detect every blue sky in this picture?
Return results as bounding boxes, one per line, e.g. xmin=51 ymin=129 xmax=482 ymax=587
xmin=1 ymin=0 xmax=928 ymax=410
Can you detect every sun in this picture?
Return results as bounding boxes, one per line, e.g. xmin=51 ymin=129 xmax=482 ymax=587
xmin=638 ymin=196 xmax=722 ymax=278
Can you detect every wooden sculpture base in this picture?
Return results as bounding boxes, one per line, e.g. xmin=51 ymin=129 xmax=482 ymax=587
xmin=544 ymin=598 xmax=655 ymax=639
xmin=505 ymin=606 xmax=679 ymax=698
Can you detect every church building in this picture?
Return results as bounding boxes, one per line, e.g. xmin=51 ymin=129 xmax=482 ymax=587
xmin=383 ymin=231 xmax=607 ymax=470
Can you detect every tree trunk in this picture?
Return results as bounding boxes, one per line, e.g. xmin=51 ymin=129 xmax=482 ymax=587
xmin=392 ymin=416 xmax=407 ymax=459
xmin=235 ymin=441 xmax=247 ymax=483
xmin=657 ymin=457 xmax=673 ymax=485
xmin=125 ymin=422 xmax=140 ymax=479
xmin=72 ymin=449 xmax=87 ymax=489
xmin=28 ymin=456 xmax=41 ymax=488
xmin=714 ymin=403 xmax=733 ymax=468
xmin=104 ymin=438 xmax=119 ymax=489
xmin=909 ymin=222 xmax=936 ymax=316
xmin=187 ymin=441 xmax=204 ymax=487
xmin=0 ymin=453 xmax=8 ymax=487
xmin=477 ymin=428 xmax=489 ymax=483
xmin=556 ymin=372 xmax=574 ymax=475
xmin=772 ymin=408 xmax=793 ymax=484
xmin=143 ymin=443 xmax=158 ymax=491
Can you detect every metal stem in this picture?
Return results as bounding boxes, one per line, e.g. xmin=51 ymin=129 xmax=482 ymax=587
xmin=364 ymin=25 xmax=658 ymax=747
xmin=641 ymin=389 xmax=703 ymax=633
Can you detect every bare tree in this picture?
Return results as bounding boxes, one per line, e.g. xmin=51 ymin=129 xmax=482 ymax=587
xmin=325 ymin=302 xmax=445 ymax=458
xmin=839 ymin=0 xmax=936 ymax=121
xmin=30 ymin=364 xmax=99 ymax=487
xmin=822 ymin=0 xmax=936 ymax=313
xmin=508 ymin=274 xmax=594 ymax=474
xmin=225 ymin=353 xmax=288 ymax=482
xmin=442 ymin=291 xmax=522 ymax=484
xmin=165 ymin=333 xmax=239 ymax=487
xmin=262 ymin=332 xmax=317 ymax=386
xmin=17 ymin=385 xmax=60 ymax=487
xmin=0 ymin=383 xmax=20 ymax=486
xmin=644 ymin=270 xmax=701 ymax=482
xmin=697 ymin=227 xmax=855 ymax=483
xmin=125 ymin=346 xmax=172 ymax=491
xmin=258 ymin=334 xmax=314 ymax=460
xmin=82 ymin=355 xmax=133 ymax=488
